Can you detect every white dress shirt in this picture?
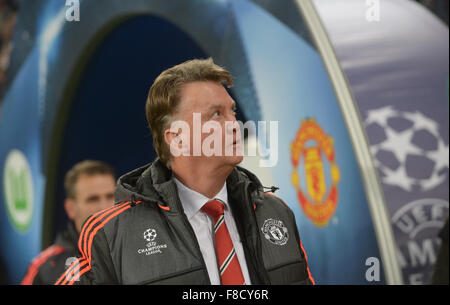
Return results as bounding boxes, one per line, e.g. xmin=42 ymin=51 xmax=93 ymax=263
xmin=173 ymin=176 xmax=252 ymax=285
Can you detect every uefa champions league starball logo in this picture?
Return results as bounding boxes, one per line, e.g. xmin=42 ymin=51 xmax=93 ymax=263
xmin=365 ymin=106 xmax=449 ymax=192
xmin=138 ymin=228 xmax=167 ymax=256
xmin=365 ymin=106 xmax=449 ymax=284
xmin=143 ymin=228 xmax=157 ymax=242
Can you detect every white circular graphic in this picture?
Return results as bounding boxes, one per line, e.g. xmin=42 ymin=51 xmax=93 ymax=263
xmin=391 ymin=198 xmax=448 ymax=284
xmin=143 ymin=228 xmax=157 ymax=242
xmin=3 ymin=149 xmax=34 ymax=232
xmin=365 ymin=106 xmax=449 ymax=192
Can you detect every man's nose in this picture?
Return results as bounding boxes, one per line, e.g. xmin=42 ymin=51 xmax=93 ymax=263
xmin=224 ymin=120 xmax=238 ymax=136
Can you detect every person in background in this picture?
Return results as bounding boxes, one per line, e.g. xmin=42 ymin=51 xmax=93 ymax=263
xmin=21 ymin=160 xmax=116 ymax=285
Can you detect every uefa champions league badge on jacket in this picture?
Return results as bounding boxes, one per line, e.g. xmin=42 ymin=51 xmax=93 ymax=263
xmin=137 ymin=228 xmax=168 ymax=256
xmin=261 ymin=219 xmax=289 ymax=246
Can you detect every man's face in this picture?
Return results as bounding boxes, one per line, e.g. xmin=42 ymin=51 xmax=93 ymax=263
xmin=171 ymin=81 xmax=243 ymax=168
xmin=65 ymin=174 xmax=116 ymax=233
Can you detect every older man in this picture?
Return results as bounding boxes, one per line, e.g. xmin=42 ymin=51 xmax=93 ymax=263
xmin=57 ymin=58 xmax=314 ymax=285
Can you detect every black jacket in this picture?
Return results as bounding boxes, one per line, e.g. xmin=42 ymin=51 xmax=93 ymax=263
xmin=56 ymin=159 xmax=314 ymax=285
xmin=22 ymin=222 xmax=79 ymax=285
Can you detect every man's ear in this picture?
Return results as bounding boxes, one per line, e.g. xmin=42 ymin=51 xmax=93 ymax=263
xmin=164 ymin=129 xmax=178 ymax=147
xmin=164 ymin=121 xmax=190 ymax=156
xmin=164 ymin=129 xmax=184 ymax=155
xmin=64 ymin=198 xmax=76 ymax=221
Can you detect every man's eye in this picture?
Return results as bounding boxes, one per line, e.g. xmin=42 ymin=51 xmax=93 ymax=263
xmin=213 ymin=111 xmax=220 ymax=117
xmin=86 ymin=196 xmax=99 ymax=203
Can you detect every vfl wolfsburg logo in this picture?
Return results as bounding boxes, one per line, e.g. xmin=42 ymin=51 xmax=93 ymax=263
xmin=3 ymin=150 xmax=34 ymax=232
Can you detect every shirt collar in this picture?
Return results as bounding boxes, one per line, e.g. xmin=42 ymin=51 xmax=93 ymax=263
xmin=172 ymin=176 xmax=228 ymax=220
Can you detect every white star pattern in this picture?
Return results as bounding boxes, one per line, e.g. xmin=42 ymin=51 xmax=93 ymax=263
xmin=418 ymin=169 xmax=447 ymax=192
xmin=365 ymin=106 xmax=448 ymax=193
xmin=382 ymin=166 xmax=416 ymax=192
xmin=403 ymin=111 xmax=440 ymax=137
xmin=378 ymin=127 xmax=422 ymax=165
xmin=426 ymin=139 xmax=449 ymax=172
xmin=365 ymin=106 xmax=398 ymax=127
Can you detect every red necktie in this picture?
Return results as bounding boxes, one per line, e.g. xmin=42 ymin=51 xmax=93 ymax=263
xmin=201 ymin=199 xmax=245 ymax=285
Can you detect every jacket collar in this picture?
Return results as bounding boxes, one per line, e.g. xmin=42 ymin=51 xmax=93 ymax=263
xmin=172 ymin=176 xmax=229 ymax=220
xmin=115 ymin=158 xmax=263 ymax=213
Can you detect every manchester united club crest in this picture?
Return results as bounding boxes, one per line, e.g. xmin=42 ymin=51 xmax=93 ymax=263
xmin=290 ymin=118 xmax=340 ymax=226
xmin=261 ymin=219 xmax=289 ymax=246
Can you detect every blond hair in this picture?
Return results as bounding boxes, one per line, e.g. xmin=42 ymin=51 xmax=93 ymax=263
xmin=145 ymin=58 xmax=233 ymax=167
